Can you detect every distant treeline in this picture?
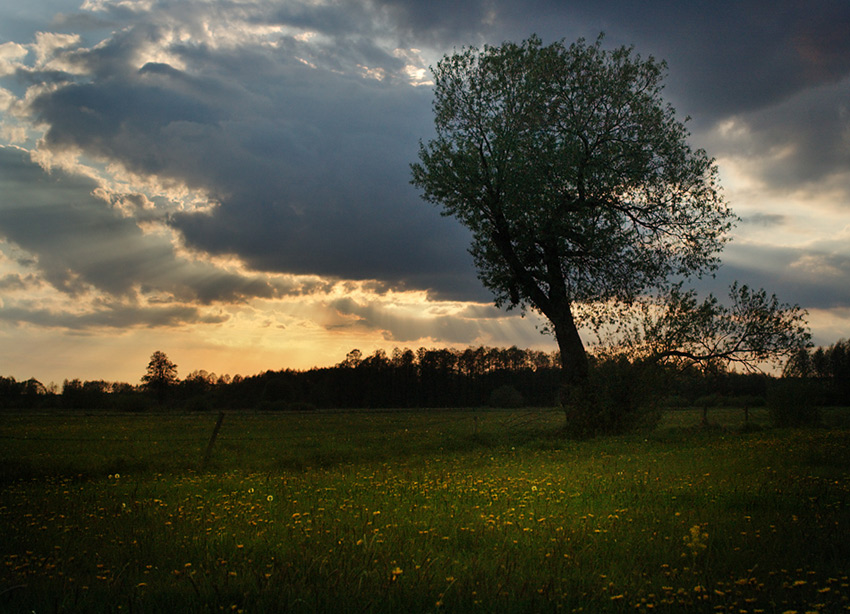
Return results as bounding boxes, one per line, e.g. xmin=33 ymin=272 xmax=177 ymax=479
xmin=1 ymin=343 xmax=849 ymax=411
xmin=782 ymin=339 xmax=850 ymax=405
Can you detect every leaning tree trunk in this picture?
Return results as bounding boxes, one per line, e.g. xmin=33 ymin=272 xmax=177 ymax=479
xmin=549 ymin=303 xmax=590 ymax=404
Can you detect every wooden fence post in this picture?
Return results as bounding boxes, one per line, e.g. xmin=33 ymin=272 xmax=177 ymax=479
xmin=202 ymin=412 xmax=225 ymax=469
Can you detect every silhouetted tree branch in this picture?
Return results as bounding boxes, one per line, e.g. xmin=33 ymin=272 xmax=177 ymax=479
xmin=600 ymin=282 xmax=811 ymax=373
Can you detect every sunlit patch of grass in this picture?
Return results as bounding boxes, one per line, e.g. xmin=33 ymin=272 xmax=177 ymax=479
xmin=1 ymin=409 xmax=848 ymax=612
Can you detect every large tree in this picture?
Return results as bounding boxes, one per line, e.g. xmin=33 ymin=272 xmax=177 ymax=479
xmin=411 ymin=35 xmax=735 ymax=387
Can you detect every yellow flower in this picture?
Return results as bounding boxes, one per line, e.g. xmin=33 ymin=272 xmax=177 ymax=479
xmin=683 ymin=525 xmax=708 ymax=556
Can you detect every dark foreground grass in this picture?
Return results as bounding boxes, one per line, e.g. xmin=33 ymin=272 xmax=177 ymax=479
xmin=1 ymin=408 xmax=849 ymax=613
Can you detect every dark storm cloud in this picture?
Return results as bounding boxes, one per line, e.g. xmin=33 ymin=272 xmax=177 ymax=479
xmin=5 ymin=0 xmax=850 ymax=310
xmin=371 ymin=0 xmax=850 ymax=116
xmin=506 ymin=0 xmax=850 ymax=122
xmin=0 ymin=147 xmax=312 ymax=307
xmin=19 ymin=17 xmax=480 ymax=300
xmin=713 ymin=78 xmax=850 ymax=191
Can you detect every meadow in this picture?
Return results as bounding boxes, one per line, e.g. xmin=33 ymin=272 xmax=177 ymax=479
xmin=1 ymin=407 xmax=849 ymax=613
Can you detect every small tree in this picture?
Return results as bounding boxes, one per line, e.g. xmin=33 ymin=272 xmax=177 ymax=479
xmin=142 ymin=350 xmax=178 ymax=404
xmin=608 ymin=283 xmax=811 ymax=373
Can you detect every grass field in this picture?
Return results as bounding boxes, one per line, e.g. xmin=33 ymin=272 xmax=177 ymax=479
xmin=1 ymin=408 xmax=849 ymax=613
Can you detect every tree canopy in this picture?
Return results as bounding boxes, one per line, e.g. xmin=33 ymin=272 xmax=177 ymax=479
xmin=411 ymin=35 xmax=734 ymax=386
xmin=142 ymin=350 xmax=178 ymax=403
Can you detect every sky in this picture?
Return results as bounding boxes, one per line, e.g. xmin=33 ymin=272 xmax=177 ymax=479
xmin=1 ymin=0 xmax=850 ymax=385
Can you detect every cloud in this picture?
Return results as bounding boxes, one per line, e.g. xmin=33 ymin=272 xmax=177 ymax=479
xmin=0 ymin=298 xmax=228 ymax=330
xmin=0 ymin=146 xmax=323 ymax=307
xmin=374 ymin=0 xmax=850 ymax=119
xmin=563 ymin=0 xmax=850 ymax=122
xmin=711 ymin=239 xmax=850 ymax=311
xmin=324 ymin=293 xmax=551 ymax=348
xmin=703 ymin=74 xmax=850 ymax=197
xmin=741 ymin=213 xmax=788 ymax=227
xmin=0 ymin=272 xmax=38 ymax=292
xmin=12 ymin=6 xmax=480 ymax=301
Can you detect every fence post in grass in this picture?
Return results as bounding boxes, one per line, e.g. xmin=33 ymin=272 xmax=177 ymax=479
xmin=202 ymin=411 xmax=225 ymax=469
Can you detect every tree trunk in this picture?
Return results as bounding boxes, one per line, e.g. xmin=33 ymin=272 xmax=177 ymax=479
xmin=551 ymin=307 xmax=594 ymax=433
xmin=551 ymin=304 xmax=589 ymax=392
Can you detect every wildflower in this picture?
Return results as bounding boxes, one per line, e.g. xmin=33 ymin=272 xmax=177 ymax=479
xmin=390 ymin=567 xmax=403 ymax=582
xmin=267 ymin=495 xmax=273 ymax=502
xmin=683 ymin=525 xmax=708 ymax=557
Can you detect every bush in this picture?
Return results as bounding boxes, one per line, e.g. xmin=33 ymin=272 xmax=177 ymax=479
xmin=768 ymin=379 xmax=821 ymax=427
xmin=489 ymin=385 xmax=525 ymax=408
xmin=562 ymin=357 xmax=662 ymax=438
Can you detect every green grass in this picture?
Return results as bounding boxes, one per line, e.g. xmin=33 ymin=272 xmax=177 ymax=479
xmin=1 ymin=408 xmax=849 ymax=613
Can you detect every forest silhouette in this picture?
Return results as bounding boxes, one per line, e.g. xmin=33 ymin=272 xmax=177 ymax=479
xmin=2 ymin=342 xmax=849 ymax=414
